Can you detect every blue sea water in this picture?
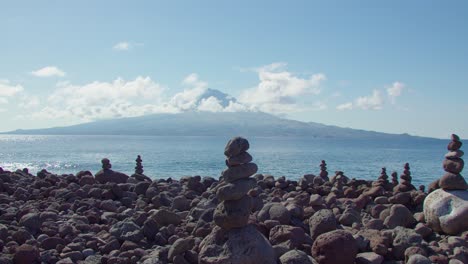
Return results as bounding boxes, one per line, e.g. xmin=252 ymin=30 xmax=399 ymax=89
xmin=0 ymin=135 xmax=449 ymax=187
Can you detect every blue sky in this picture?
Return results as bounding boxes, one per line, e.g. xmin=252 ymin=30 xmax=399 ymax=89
xmin=1 ymin=0 xmax=467 ymax=138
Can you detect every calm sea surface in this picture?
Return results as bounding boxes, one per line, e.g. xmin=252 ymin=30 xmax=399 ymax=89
xmin=0 ymin=135 xmax=449 ymax=187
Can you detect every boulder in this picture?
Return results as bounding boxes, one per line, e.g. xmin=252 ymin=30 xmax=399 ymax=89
xmin=279 ymin=250 xmax=315 ymax=264
xmin=308 ymin=209 xmax=337 ymax=241
xmin=13 ymin=244 xmax=40 ymax=264
xmin=423 ymin=189 xmax=468 ymax=235
xmin=439 ymin=173 xmax=468 ymax=190
xmin=311 ymin=230 xmax=358 ymax=264
xmin=214 ymin=195 xmax=252 ymax=230
xmin=199 ymin=225 xmax=275 ymax=264
xmin=384 ymin=204 xmax=416 ymax=228
xmin=258 ymin=203 xmax=291 ymax=225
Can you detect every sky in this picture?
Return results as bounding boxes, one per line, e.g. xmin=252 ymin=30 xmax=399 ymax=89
xmin=1 ymin=0 xmax=467 ymax=139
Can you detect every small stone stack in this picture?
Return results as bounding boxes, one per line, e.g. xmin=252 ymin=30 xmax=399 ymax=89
xmin=214 ymin=137 xmax=258 ymax=230
xmin=319 ymin=160 xmax=329 ymax=181
xmin=135 ymin=155 xmax=143 ymax=174
xmin=439 ymin=134 xmax=467 ymax=190
xmin=373 ymin=167 xmax=392 ymax=191
xmin=393 ymin=163 xmax=416 ymax=192
xmin=391 ymin=171 xmax=398 ymax=186
xmin=131 ymin=155 xmax=151 ymax=182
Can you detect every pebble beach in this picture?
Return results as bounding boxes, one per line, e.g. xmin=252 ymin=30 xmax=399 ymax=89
xmin=0 ymin=135 xmax=466 ymax=264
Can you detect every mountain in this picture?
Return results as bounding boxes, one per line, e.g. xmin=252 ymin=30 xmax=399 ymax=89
xmin=5 ymin=111 xmax=435 ymax=140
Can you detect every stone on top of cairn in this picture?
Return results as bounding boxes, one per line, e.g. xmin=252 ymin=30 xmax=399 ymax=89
xmin=439 ymin=134 xmax=467 ymax=190
xmin=393 ymin=163 xmax=416 ymax=192
xmin=199 ymin=136 xmax=275 ymax=264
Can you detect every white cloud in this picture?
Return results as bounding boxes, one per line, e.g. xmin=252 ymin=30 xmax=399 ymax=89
xmin=113 ymin=42 xmax=130 ymax=51
xmin=0 ymin=98 xmax=8 ymax=104
xmin=32 ymin=76 xmax=167 ymax=122
xmin=18 ymin=94 xmax=40 ymax=109
xmin=387 ymin=82 xmax=405 ymax=104
xmin=198 ymin=96 xmax=224 ymax=112
xmin=355 ymin=90 xmax=383 ymax=110
xmin=0 ymin=80 xmax=24 ymax=96
xmin=31 ymin=66 xmax=66 ymax=77
xmin=239 ymin=63 xmax=326 ymax=114
xmin=182 ymin=73 xmax=208 ymax=90
xmin=336 ymin=102 xmax=353 ymax=111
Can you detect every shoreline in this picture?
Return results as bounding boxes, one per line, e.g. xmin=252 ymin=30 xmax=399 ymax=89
xmin=0 ymin=135 xmax=466 ymax=263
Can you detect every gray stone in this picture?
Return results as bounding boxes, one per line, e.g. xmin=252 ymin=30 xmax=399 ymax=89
xmin=279 ymin=250 xmax=315 ymax=264
xmin=308 ymin=209 xmax=337 ymax=240
xmin=214 ymin=195 xmax=251 ymax=230
xmin=199 ymin=225 xmax=275 ymax=264
xmin=222 ymin=163 xmax=258 ymax=183
xmin=224 ymin=137 xmax=250 ymax=157
xmin=407 ymin=254 xmax=431 ymax=264
xmin=216 ymin=178 xmax=256 ymax=201
xmin=226 ymin=152 xmax=253 ymax=166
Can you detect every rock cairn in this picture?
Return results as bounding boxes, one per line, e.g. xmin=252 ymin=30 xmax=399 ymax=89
xmin=373 ymin=167 xmax=392 ymax=191
xmin=199 ymin=137 xmax=275 ymax=264
xmin=131 ymin=155 xmax=151 ymax=182
xmin=439 ymin=134 xmax=467 ymax=190
xmin=135 ymin=155 xmax=143 ymax=174
xmin=213 ymin=137 xmax=258 ymax=229
xmin=391 ymin=171 xmax=398 ymax=186
xmin=393 ymin=163 xmax=416 ymax=192
xmin=319 ymin=160 xmax=329 ymax=181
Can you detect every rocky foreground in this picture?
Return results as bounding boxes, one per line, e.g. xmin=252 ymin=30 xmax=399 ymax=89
xmin=0 ymin=136 xmax=467 ymax=264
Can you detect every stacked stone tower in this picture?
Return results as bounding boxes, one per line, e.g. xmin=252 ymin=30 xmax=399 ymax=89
xmin=319 ymin=160 xmax=329 ymax=181
xmin=439 ymin=134 xmax=467 ymax=190
xmin=199 ymin=137 xmax=275 ymax=264
xmin=391 ymin=171 xmax=398 ymax=186
xmin=393 ymin=163 xmax=416 ymax=192
xmin=373 ymin=167 xmax=392 ymax=191
xmin=135 ymin=155 xmax=143 ymax=175
xmin=214 ymin=137 xmax=258 ymax=229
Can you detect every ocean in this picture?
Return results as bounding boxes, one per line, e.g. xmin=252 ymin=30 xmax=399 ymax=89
xmin=0 ymin=135 xmax=449 ymax=187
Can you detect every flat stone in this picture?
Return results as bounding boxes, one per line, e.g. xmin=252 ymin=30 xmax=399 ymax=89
xmin=443 ymin=158 xmax=464 ymax=174
xmin=226 ymin=152 xmax=253 ymax=166
xmin=439 ymin=173 xmax=468 ymax=190
xmin=214 ymin=195 xmax=252 ymax=230
xmin=221 ymin=163 xmax=258 ymax=183
xmin=216 ymin=178 xmax=256 ymax=201
xmin=224 ymin=137 xmax=250 ymax=158
xmin=445 ymin=150 xmax=464 ymax=159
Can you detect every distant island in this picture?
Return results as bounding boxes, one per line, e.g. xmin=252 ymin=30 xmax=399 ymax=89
xmin=4 ymin=111 xmax=437 ymax=140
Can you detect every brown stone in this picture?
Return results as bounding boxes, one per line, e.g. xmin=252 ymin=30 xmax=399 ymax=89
xmin=448 ymin=140 xmax=462 ymax=151
xmin=311 ymin=230 xmax=358 ymax=264
xmin=439 ymin=173 xmax=468 ymax=190
xmin=443 ymin=158 xmax=464 ymax=174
